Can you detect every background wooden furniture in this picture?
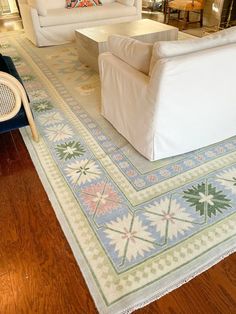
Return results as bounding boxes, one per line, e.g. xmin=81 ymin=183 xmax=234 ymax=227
xmin=165 ymin=0 xmax=205 ymax=29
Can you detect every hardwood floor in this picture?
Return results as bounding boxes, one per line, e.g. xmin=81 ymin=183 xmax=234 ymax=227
xmin=0 ymin=131 xmax=95 ymax=314
xmin=0 ymin=14 xmax=22 ymax=33
xmin=0 ymin=18 xmax=236 ymax=314
xmin=0 ymin=130 xmax=236 ymax=314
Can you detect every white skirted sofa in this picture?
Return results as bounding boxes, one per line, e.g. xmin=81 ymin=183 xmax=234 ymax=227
xmin=99 ymin=27 xmax=236 ymax=161
xmin=18 ymin=0 xmax=142 ymax=47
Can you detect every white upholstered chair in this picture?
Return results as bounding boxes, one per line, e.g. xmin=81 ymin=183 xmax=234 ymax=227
xmin=99 ymin=27 xmax=236 ymax=161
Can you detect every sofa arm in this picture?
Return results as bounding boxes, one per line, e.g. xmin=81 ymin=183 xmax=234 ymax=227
xmin=99 ymin=52 xmax=156 ymax=159
xmin=27 ymin=0 xmax=47 ymax=16
xmin=18 ymin=3 xmax=37 ymax=44
xmin=19 ymin=3 xmax=40 ymax=46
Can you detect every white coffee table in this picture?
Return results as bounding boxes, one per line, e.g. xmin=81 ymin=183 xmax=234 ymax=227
xmin=75 ymin=19 xmax=178 ymax=72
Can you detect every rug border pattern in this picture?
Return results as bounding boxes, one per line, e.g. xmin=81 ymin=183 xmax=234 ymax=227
xmin=21 ymin=127 xmax=236 ymax=313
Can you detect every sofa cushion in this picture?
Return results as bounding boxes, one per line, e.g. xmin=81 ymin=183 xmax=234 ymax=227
xmin=108 ymin=35 xmax=153 ymax=75
xmin=149 ymin=26 xmax=236 ymax=74
xmin=101 ymin=0 xmax=115 ymax=3
xmin=46 ymin=0 xmax=66 ymax=9
xmin=39 ymin=3 xmax=136 ymax=27
xmin=66 ymin=0 xmax=101 ymax=7
xmin=116 ymin=0 xmax=134 ymax=6
xmin=28 ymin=0 xmax=47 ymax=16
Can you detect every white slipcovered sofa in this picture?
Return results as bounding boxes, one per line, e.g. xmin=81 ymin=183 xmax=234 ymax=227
xmin=99 ymin=27 xmax=236 ymax=161
xmin=18 ymin=0 xmax=141 ymax=47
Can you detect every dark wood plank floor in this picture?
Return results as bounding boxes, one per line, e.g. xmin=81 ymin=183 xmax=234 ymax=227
xmin=0 ymin=130 xmax=236 ymax=314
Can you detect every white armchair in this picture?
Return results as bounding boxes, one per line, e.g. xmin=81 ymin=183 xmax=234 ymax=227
xmin=99 ymin=28 xmax=236 ymax=161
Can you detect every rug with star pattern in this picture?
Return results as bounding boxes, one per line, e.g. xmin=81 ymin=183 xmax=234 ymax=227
xmin=1 ymin=31 xmax=235 ymax=314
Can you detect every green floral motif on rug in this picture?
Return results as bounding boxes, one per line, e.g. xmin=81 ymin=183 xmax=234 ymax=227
xmin=1 ymin=33 xmax=235 ymax=314
xmin=33 ymin=100 xmax=54 ymax=112
xmin=55 ymin=141 xmax=85 ymax=160
xmin=183 ymin=182 xmax=231 ymax=217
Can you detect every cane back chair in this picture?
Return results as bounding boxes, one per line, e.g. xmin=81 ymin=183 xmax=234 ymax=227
xmin=0 ymin=59 xmax=38 ymax=142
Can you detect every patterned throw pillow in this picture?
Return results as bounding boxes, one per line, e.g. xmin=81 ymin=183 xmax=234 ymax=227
xmin=66 ymin=0 xmax=102 ymax=7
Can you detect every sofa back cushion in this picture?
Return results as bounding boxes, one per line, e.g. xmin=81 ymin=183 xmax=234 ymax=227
xmin=28 ymin=0 xmax=66 ymax=16
xmin=101 ymin=0 xmax=115 ymax=3
xmin=108 ymin=35 xmax=153 ymax=75
xmin=150 ymin=26 xmax=236 ymax=74
xmin=116 ymin=0 xmax=134 ymax=6
xmin=46 ymin=0 xmax=66 ymax=9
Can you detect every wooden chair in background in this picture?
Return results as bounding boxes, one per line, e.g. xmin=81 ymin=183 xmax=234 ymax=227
xmin=164 ymin=0 xmax=205 ymax=29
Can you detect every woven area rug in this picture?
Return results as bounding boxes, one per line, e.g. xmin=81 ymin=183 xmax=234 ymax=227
xmin=1 ymin=31 xmax=236 ymax=314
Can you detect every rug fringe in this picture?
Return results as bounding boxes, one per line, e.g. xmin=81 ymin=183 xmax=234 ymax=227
xmin=121 ymin=247 xmax=236 ymax=314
